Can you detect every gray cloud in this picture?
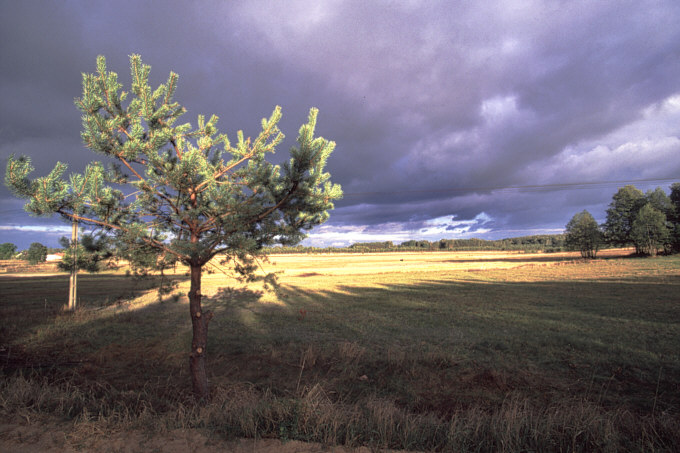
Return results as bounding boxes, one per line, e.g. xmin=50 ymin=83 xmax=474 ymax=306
xmin=1 ymin=0 xmax=679 ymax=248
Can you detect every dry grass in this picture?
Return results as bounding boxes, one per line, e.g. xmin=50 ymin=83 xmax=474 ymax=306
xmin=1 ymin=249 xmax=679 ymax=451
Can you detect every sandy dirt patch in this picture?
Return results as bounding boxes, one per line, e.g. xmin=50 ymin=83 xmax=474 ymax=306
xmin=0 ymin=419 xmax=412 ymax=453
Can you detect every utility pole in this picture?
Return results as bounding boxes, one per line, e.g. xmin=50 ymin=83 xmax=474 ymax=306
xmin=68 ymin=219 xmax=78 ymax=310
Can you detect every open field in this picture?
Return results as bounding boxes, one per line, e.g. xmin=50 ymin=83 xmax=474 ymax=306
xmin=1 ymin=249 xmax=679 ymax=452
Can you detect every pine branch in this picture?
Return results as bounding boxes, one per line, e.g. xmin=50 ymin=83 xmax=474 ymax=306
xmin=61 ymin=211 xmax=184 ymax=261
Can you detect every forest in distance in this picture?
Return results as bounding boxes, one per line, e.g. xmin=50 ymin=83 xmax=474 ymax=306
xmin=267 ymin=234 xmax=566 ymax=254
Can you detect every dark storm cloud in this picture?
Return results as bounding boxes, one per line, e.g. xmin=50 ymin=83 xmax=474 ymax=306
xmin=1 ymin=0 xmax=679 ymax=248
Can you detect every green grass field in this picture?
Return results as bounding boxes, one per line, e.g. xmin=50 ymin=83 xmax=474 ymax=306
xmin=1 ymin=250 xmax=679 ymax=451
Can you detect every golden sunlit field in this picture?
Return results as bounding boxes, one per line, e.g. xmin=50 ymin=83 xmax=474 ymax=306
xmin=1 ymin=249 xmax=679 ymax=452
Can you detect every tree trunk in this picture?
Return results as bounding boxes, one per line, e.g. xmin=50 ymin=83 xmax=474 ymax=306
xmin=189 ymin=263 xmax=212 ymax=399
xmin=68 ymin=219 xmax=78 ymax=310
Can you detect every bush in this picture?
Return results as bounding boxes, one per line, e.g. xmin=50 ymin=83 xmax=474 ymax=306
xmin=0 ymin=242 xmax=17 ymax=259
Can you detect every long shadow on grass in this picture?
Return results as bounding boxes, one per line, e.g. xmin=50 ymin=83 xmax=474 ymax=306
xmin=2 ymin=270 xmax=679 ymax=417
xmin=167 ymin=273 xmax=679 ymax=415
xmin=0 ymin=273 xmax=184 ymax=309
xmin=0 ymin=272 xmax=188 ymax=389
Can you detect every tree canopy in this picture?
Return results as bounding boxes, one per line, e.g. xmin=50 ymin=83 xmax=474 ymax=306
xmin=564 ymin=210 xmax=602 ymax=259
xmin=603 ymin=185 xmax=645 ymax=247
xmin=631 ymin=203 xmax=670 ymax=256
xmin=0 ymin=242 xmax=17 ymax=260
xmin=26 ymin=242 xmax=48 ymax=265
xmin=668 ymin=183 xmax=680 ymax=252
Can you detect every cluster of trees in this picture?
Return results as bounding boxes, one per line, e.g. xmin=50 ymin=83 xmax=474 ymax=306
xmin=0 ymin=241 xmax=51 ymax=264
xmin=565 ymin=183 xmax=680 ymax=258
xmin=268 ymin=235 xmax=567 ymax=254
xmin=403 ymin=235 xmax=565 ymax=252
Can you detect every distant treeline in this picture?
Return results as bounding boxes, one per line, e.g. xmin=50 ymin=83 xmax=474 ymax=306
xmin=266 ymin=234 xmax=566 ymax=254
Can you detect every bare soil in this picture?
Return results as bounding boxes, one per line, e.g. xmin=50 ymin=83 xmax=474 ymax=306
xmin=0 ymin=417 xmax=411 ymax=453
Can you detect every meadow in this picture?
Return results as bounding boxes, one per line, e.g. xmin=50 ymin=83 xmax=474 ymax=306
xmin=1 ymin=249 xmax=679 ymax=452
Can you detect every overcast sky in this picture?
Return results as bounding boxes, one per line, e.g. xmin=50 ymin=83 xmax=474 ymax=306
xmin=1 ymin=0 xmax=679 ymax=250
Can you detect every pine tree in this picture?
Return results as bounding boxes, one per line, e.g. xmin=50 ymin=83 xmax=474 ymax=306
xmin=57 ymin=232 xmax=113 ymax=273
xmin=5 ymin=55 xmax=342 ymax=399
